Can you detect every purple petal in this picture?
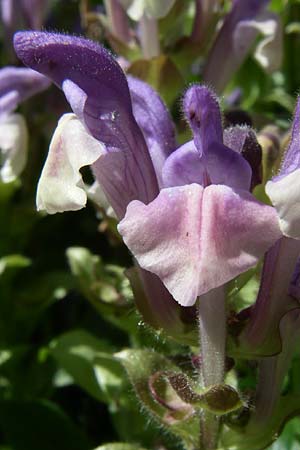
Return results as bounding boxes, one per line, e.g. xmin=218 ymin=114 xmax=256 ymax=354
xmin=203 ymin=0 xmax=269 ymax=93
xmin=265 ymin=98 xmax=300 ymax=238
xmin=162 ymin=141 xmax=204 ymax=188
xmin=240 ymin=237 xmax=300 ymax=354
xmin=1 ymin=0 xmax=14 ymax=30
xmin=191 ymin=0 xmax=218 ymax=43
xmin=290 ymin=257 xmax=300 ymax=300
xmin=276 ymin=97 xmax=300 ymax=179
xmin=162 ymin=139 xmax=251 ymax=191
xmin=0 ymin=66 xmax=50 ymax=117
xmin=1 ymin=0 xmax=18 ymax=44
xmin=20 ymin=0 xmax=49 ymax=29
xmin=118 ymin=183 xmax=281 ymax=306
xmin=224 ymin=125 xmax=262 ymax=189
xmin=14 ymin=31 xmax=158 ymax=218
xmin=205 ymin=141 xmax=252 ymax=190
xmin=183 ymin=85 xmax=223 ymax=155
xmin=127 ymin=266 xmax=196 ymax=344
xmin=127 ymin=75 xmax=176 ymax=187
xmin=1 ymin=0 xmax=47 ymax=32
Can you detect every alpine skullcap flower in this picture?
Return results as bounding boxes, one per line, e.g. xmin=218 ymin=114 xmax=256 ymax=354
xmin=14 ymin=31 xmax=282 ymax=306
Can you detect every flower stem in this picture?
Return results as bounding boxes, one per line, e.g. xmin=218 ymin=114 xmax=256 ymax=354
xmin=198 ymin=286 xmax=226 ymax=449
xmin=140 ymin=15 xmax=160 ymax=59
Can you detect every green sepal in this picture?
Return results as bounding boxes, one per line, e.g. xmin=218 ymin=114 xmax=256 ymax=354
xmin=154 ymin=372 xmax=243 ymax=415
xmin=115 ymin=349 xmax=199 ymax=449
xmin=198 ymin=384 xmax=243 ymax=415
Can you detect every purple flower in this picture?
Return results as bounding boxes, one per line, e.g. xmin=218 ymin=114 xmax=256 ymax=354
xmin=14 ymin=31 xmax=282 ymax=306
xmin=203 ymin=0 xmax=282 ymax=93
xmin=0 ymin=66 xmax=50 ymax=182
xmin=266 ymin=98 xmax=300 ymax=239
xmin=1 ymin=0 xmax=50 ymax=58
xmin=238 ymin=100 xmax=300 ymax=355
xmin=1 ymin=0 xmax=49 ymax=32
xmin=0 ymin=66 xmax=50 ymax=118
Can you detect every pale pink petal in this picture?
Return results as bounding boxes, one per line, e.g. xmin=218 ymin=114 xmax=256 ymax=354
xmin=118 ymin=184 xmax=282 ymax=306
xmin=37 ymin=113 xmax=104 ymax=214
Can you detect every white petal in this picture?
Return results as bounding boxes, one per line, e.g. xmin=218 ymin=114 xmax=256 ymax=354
xmin=0 ymin=113 xmax=28 ymax=183
xmin=144 ymin=0 xmax=175 ymax=19
xmin=127 ymin=0 xmax=144 ymax=20
xmin=266 ymin=169 xmax=300 ymax=239
xmin=37 ymin=113 xmax=105 ymax=214
xmin=253 ymin=12 xmax=283 ymax=72
xmin=120 ymin=0 xmax=175 ymax=20
xmin=87 ymin=181 xmax=116 ymax=219
xmin=235 ymin=12 xmax=283 ymax=73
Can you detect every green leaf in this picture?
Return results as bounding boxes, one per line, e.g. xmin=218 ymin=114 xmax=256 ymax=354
xmin=0 ymin=399 xmax=90 ymax=450
xmin=50 ymin=330 xmax=124 ymax=403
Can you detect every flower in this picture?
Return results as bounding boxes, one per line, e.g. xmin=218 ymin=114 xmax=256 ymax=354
xmin=266 ymin=98 xmax=300 ymax=239
xmin=0 ymin=66 xmax=50 ymax=182
xmin=1 ymin=0 xmax=49 ymax=32
xmin=14 ymin=31 xmax=282 ymax=306
xmin=203 ymin=0 xmax=283 ymax=93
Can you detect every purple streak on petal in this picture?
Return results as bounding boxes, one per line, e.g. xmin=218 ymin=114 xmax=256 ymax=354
xmin=203 ymin=0 xmax=269 ymax=93
xmin=289 ymin=257 xmax=300 ymax=300
xmin=14 ymin=31 xmax=159 ymax=218
xmin=183 ymin=85 xmax=222 ymax=156
xmin=127 ymin=75 xmax=176 ymax=187
xmin=275 ymin=97 xmax=300 ymax=181
xmin=224 ymin=125 xmax=262 ymax=189
xmin=0 ymin=66 xmax=50 ymax=117
xmin=118 ymin=183 xmax=281 ymax=306
xmin=162 ymin=139 xmax=251 ymax=191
